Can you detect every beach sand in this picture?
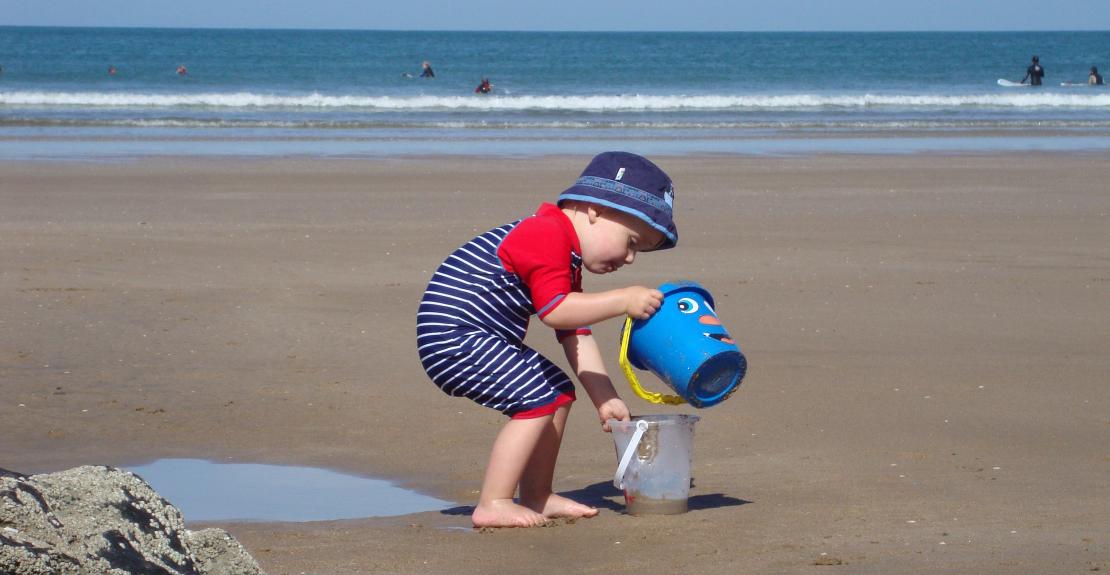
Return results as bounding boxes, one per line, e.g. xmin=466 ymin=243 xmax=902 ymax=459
xmin=2 ymin=153 xmax=1108 ymax=574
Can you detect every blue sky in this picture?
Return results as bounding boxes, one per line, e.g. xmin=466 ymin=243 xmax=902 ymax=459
xmin=3 ymin=0 xmax=1109 ymax=31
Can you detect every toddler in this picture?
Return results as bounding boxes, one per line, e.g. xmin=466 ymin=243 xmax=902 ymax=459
xmin=416 ymin=151 xmax=677 ymax=527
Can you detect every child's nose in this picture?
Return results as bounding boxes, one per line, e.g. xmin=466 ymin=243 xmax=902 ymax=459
xmin=625 ymin=251 xmax=636 ymax=264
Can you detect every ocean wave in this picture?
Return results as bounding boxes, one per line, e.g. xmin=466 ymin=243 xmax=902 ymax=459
xmin=3 ymin=91 xmax=1110 ymax=111
xmin=4 ymin=117 xmax=1110 ymax=131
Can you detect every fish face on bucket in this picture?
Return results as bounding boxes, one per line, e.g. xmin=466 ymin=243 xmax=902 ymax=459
xmin=673 ymin=294 xmax=735 ymax=346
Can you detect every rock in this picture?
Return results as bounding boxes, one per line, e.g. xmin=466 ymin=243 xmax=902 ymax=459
xmin=185 ymin=529 xmax=263 ymax=575
xmin=0 ymin=466 xmax=263 ymax=575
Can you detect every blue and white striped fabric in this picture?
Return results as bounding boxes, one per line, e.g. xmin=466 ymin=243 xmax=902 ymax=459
xmin=416 ymin=221 xmax=577 ymax=416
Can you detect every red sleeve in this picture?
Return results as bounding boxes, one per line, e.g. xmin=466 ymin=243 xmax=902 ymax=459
xmin=554 ymin=261 xmax=590 ymax=341
xmin=498 ymin=216 xmax=572 ymax=318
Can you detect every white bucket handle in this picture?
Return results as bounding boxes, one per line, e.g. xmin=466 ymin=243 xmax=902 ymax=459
xmin=613 ymin=419 xmax=650 ymax=490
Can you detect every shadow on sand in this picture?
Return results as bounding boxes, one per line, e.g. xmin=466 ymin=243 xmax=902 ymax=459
xmin=442 ymin=480 xmax=749 ymax=517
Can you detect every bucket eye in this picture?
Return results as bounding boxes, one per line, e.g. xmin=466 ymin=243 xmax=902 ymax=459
xmin=676 ymin=297 xmax=699 ymax=314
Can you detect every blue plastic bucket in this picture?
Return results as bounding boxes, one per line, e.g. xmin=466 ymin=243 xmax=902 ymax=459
xmin=625 ymin=281 xmax=746 ymax=408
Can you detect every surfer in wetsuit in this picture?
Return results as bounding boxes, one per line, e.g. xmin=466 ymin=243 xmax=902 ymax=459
xmin=420 ymin=61 xmax=435 ymax=78
xmin=1090 ymin=66 xmax=1104 ymax=86
xmin=475 ymin=78 xmax=493 ymax=94
xmin=1021 ymin=55 xmax=1044 ymax=86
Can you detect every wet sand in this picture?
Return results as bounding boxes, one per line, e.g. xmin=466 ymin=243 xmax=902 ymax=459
xmin=2 ymin=153 xmax=1108 ymax=573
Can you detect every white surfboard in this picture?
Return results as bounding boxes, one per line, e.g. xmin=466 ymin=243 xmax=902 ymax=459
xmin=997 ymin=79 xmax=1028 ymax=87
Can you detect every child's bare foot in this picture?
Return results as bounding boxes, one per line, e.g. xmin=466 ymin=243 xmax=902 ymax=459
xmin=472 ymin=499 xmax=549 ymax=528
xmin=527 ymin=493 xmax=599 ymax=520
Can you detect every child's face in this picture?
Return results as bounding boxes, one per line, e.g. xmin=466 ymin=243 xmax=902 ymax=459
xmin=580 ymin=207 xmax=664 ymax=274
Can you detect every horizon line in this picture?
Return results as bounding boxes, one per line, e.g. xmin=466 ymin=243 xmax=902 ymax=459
xmin=2 ymin=24 xmax=1109 ymax=34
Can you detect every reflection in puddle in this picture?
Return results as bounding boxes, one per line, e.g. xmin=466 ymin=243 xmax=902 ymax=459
xmin=126 ymin=459 xmax=453 ymax=522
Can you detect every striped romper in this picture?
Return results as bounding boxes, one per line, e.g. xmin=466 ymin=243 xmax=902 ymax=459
xmin=416 ymin=203 xmax=589 ymax=417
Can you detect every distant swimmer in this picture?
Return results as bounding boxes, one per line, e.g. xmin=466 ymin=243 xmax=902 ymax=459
xmin=177 ymin=65 xmax=188 ymax=76
xmin=108 ymin=65 xmax=117 ymax=76
xmin=474 ymin=77 xmax=493 ymax=94
xmin=420 ymin=61 xmax=435 ymax=78
xmin=1021 ymin=55 xmax=1044 ymax=86
xmin=1090 ymin=66 xmax=1104 ymax=86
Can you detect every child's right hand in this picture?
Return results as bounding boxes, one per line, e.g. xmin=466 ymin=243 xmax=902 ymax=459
xmin=598 ymin=397 xmax=631 ymax=433
xmin=623 ymin=286 xmax=664 ymax=320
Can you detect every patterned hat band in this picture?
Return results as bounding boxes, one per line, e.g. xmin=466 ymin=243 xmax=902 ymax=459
xmin=572 ymin=176 xmax=673 ymax=215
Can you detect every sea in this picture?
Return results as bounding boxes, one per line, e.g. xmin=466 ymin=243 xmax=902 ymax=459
xmin=2 ymin=27 xmax=1110 ymax=158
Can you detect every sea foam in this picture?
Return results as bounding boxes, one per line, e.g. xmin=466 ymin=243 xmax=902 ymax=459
xmin=3 ymin=91 xmax=1110 ymax=111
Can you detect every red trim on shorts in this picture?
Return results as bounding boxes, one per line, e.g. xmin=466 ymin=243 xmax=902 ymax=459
xmin=510 ymin=390 xmax=576 ymax=419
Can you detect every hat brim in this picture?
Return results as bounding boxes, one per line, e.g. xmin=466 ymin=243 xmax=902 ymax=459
xmin=558 ymin=187 xmax=677 ymax=251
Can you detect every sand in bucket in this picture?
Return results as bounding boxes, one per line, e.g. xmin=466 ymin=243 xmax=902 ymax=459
xmin=609 ymin=414 xmax=700 ymax=515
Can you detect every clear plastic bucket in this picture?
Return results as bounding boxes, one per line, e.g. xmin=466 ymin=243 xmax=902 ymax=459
xmin=609 ymin=414 xmax=700 ymax=515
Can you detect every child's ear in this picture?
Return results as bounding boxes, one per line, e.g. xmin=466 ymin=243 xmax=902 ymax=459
xmin=586 ymin=204 xmax=603 ymax=224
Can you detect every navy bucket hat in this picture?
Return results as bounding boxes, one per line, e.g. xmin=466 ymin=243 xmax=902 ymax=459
xmin=557 ymin=151 xmax=677 ymax=250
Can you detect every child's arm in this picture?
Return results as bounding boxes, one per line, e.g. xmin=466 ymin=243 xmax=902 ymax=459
xmin=561 ymin=333 xmax=630 ymax=432
xmin=542 ymin=286 xmax=662 ymax=330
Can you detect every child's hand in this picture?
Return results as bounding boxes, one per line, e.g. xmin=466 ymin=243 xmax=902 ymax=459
xmin=623 ymin=286 xmax=663 ymax=320
xmin=598 ymin=398 xmax=631 ymax=433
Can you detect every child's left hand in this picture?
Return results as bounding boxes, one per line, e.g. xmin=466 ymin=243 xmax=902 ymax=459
xmin=597 ymin=398 xmax=630 ymax=433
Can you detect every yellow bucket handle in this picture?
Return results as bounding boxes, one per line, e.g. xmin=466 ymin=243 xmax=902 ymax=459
xmin=618 ymin=316 xmax=686 ymax=405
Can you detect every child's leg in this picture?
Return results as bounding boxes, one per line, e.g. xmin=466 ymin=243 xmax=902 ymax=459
xmin=519 ymin=403 xmax=599 ymax=520
xmin=472 ymin=415 xmax=552 ymax=528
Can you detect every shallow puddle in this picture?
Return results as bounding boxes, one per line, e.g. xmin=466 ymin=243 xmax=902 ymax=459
xmin=126 ymin=458 xmax=453 ymax=522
